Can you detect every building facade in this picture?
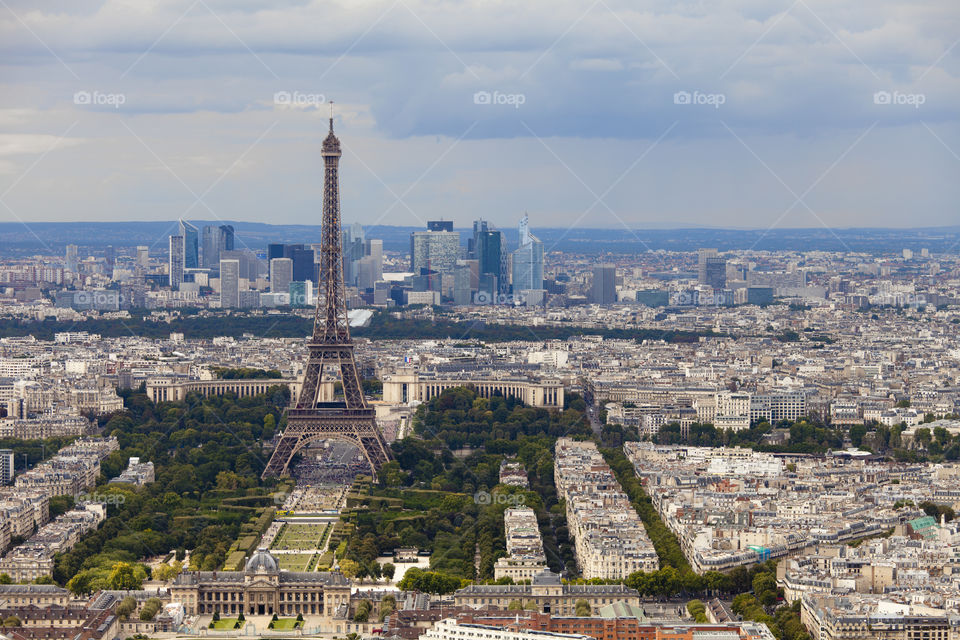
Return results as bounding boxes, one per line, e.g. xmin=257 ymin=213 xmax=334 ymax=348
xmin=170 ymin=549 xmax=351 ymax=618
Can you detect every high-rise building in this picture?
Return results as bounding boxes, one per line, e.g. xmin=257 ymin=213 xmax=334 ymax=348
xmin=410 ymin=228 xmax=460 ymax=275
xmin=104 ymin=245 xmax=116 ymax=278
xmin=366 ymin=238 xmax=383 ymax=269
xmin=267 ymin=243 xmax=286 ymax=262
xmin=201 ymin=224 xmax=235 ymax=268
xmin=428 ymin=220 xmax=454 ymax=232
xmin=473 ymin=220 xmax=506 ymax=294
xmin=202 ymin=226 xmax=216 ymax=268
xmin=219 ymin=225 xmax=235 ymax=252
xmin=590 ymin=264 xmax=616 ymax=304
xmin=355 ymin=238 xmax=384 ymax=291
xmin=136 ymin=245 xmax=149 ymax=268
xmin=453 ymin=263 xmax=473 ymax=305
xmin=290 ymin=246 xmax=316 ymax=283
xmin=65 ymin=244 xmax=78 ymax=272
xmin=219 ymin=259 xmax=240 ymax=308
xmin=704 ymin=256 xmax=727 ymax=290
xmin=0 ymin=449 xmax=13 ymax=484
xmin=343 ymin=223 xmax=365 ymax=286
xmin=698 ymin=248 xmax=718 ymax=284
xmin=511 ymin=214 xmax=544 ymax=295
xmin=179 ymin=218 xmax=199 ymax=269
xmin=270 ymin=257 xmax=293 ymax=293
xmin=169 ymin=235 xmax=185 ymax=290
xmin=220 ymin=249 xmax=262 ymax=281
xmin=288 ymin=280 xmax=313 ymax=308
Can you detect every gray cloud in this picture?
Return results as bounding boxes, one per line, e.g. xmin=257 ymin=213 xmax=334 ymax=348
xmin=0 ymin=0 xmax=956 ymax=229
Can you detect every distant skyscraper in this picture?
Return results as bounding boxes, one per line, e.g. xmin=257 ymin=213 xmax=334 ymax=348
xmin=698 ymin=248 xmax=718 ymax=284
xmin=220 ymin=249 xmax=262 ymax=281
xmin=202 ymin=226 xmax=217 ymax=268
xmin=220 ymin=259 xmax=240 ymax=308
xmin=270 ymin=257 xmax=293 ymax=294
xmin=366 ymin=238 xmax=383 ymax=268
xmin=704 ymin=256 xmax=727 ymax=290
xmin=511 ymin=214 xmax=544 ymax=295
xmin=219 ymin=224 xmax=235 ymax=252
xmin=0 ymin=449 xmax=13 ymax=484
xmin=410 ymin=228 xmax=460 ymax=274
xmin=267 ymin=243 xmax=286 ymax=262
xmin=104 ymin=245 xmax=115 ymax=277
xmin=428 ymin=220 xmax=454 ymax=232
xmin=473 ymin=219 xmax=506 ymax=293
xmin=290 ymin=246 xmax=316 ymax=283
xmin=136 ymin=246 xmax=149 ymax=268
xmin=590 ymin=264 xmax=616 ymax=304
xmin=288 ymin=280 xmax=312 ymax=308
xmin=169 ymin=235 xmax=185 ymax=290
xmin=201 ymin=225 xmax=233 ymax=269
xmin=65 ymin=244 xmax=78 ymax=272
xmin=343 ymin=223 xmax=365 ymax=286
xmin=179 ymin=218 xmax=199 ymax=269
xmin=453 ymin=263 xmax=473 ymax=305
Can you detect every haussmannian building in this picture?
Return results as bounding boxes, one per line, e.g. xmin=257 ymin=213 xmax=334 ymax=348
xmin=454 ymin=570 xmax=640 ymax=616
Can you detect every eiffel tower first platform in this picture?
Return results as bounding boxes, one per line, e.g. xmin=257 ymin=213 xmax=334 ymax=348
xmin=262 ymin=116 xmax=392 ymax=479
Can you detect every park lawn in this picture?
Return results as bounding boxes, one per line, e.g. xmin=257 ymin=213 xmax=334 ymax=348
xmin=272 ymin=523 xmax=328 ymax=550
xmin=212 ymin=618 xmax=245 ymax=629
xmin=276 ymin=553 xmax=315 ymax=571
xmin=270 ymin=618 xmax=303 ymax=630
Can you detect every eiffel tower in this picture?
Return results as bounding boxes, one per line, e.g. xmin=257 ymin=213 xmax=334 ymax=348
xmin=262 ymin=115 xmax=391 ymax=479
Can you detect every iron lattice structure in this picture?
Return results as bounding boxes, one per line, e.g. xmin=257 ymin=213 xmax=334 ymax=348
xmin=262 ymin=118 xmax=392 ymax=479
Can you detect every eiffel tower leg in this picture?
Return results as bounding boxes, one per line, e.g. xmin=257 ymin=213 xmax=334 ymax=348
xmin=262 ymin=435 xmax=302 ymax=479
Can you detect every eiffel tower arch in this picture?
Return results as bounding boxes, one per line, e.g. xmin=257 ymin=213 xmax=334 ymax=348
xmin=262 ymin=117 xmax=392 ymax=479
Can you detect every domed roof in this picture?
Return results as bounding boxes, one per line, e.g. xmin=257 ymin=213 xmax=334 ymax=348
xmin=245 ymin=548 xmax=279 ymax=574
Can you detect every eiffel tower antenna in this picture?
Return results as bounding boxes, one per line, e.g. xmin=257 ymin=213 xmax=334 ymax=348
xmin=262 ymin=118 xmax=391 ymax=479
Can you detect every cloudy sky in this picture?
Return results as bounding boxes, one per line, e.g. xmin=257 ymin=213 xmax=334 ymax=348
xmin=0 ymin=0 xmax=957 ymax=232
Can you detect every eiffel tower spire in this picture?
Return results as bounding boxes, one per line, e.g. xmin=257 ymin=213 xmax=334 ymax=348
xmin=262 ymin=117 xmax=391 ymax=478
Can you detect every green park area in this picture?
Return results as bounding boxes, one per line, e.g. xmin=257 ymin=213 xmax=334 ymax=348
xmin=276 ymin=553 xmax=316 ymax=571
xmin=271 ymin=523 xmax=329 ymax=551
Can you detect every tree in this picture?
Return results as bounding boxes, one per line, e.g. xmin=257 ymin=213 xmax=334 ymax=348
xmin=339 ymin=559 xmax=361 ymax=579
xmin=354 ymin=599 xmax=372 ymax=622
xmin=382 ymin=562 xmax=396 ymax=580
xmin=508 ymin=600 xmax=524 ymax=611
xmin=2 ymin=616 xmax=21 ymax=627
xmin=849 ymin=424 xmax=867 ymax=448
xmin=108 ymin=562 xmax=143 ymax=591
xmin=575 ymin=599 xmax=591 ymax=616
xmin=0 ymin=574 xmax=12 ymax=585
xmin=66 ymin=572 xmax=94 ymax=596
xmin=687 ymin=599 xmax=708 ymax=622
xmin=116 ymin=596 xmax=137 ymax=620
xmin=139 ymin=598 xmax=162 ymax=621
